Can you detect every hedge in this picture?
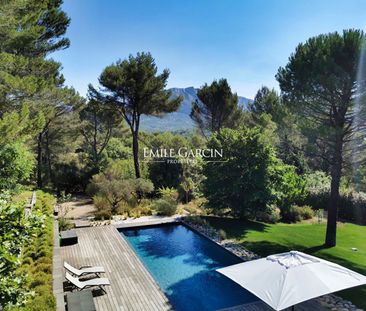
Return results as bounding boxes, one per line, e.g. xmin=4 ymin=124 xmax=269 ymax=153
xmin=305 ymin=190 xmax=366 ymax=225
xmin=9 ymin=191 xmax=55 ymax=311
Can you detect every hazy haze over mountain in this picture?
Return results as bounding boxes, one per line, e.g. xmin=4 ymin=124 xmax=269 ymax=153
xmin=140 ymin=87 xmax=252 ymax=132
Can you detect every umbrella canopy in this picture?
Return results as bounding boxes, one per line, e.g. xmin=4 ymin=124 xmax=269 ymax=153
xmin=217 ymin=251 xmax=366 ymax=310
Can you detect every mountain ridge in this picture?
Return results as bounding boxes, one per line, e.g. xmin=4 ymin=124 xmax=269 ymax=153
xmin=140 ymin=87 xmax=252 ymax=132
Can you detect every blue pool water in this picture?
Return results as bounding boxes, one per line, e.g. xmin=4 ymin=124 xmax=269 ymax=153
xmin=120 ymin=224 xmax=258 ymax=311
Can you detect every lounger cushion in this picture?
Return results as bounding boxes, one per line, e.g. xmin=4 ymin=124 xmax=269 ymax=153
xmin=64 ymin=261 xmax=105 ymax=276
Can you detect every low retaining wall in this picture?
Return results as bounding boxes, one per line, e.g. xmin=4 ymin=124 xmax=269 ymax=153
xmin=53 ymin=219 xmax=65 ymax=311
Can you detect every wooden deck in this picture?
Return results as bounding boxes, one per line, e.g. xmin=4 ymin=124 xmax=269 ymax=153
xmin=60 ymin=225 xmax=172 ymax=311
xmin=59 ymin=223 xmax=330 ymax=311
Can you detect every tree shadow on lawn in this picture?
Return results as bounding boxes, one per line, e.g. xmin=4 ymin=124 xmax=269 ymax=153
xmin=236 ymin=239 xmax=329 ymax=257
xmin=202 ymin=216 xmax=270 ymax=239
xmin=239 ymin=239 xmax=361 ymax=268
xmin=203 ymin=217 xmax=366 ymax=271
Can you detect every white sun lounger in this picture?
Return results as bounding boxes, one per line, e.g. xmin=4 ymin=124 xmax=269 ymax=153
xmin=66 ymin=272 xmax=110 ymax=293
xmin=64 ymin=261 xmax=105 ymax=277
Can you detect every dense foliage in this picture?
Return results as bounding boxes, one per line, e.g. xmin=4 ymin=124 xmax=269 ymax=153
xmin=90 ymin=52 xmax=183 ymax=179
xmin=11 ymin=192 xmax=55 ymax=311
xmin=1 ymin=3 xmax=366 ymax=309
xmin=88 ymin=160 xmax=154 ymax=214
xmin=154 ymin=187 xmax=178 ymax=216
xmin=0 ymin=192 xmax=43 ymax=306
xmin=0 ymin=191 xmax=54 ymax=310
xmin=277 ymin=29 xmax=366 ymax=246
xmin=202 ymin=127 xmax=308 ymax=221
xmin=0 ymin=1 xmax=68 ymax=308
xmin=202 ymin=127 xmax=274 ymax=217
xmin=0 ymin=143 xmax=34 ymax=190
xmin=191 ymin=79 xmax=244 ymax=135
xmin=0 ymin=106 xmax=41 ymax=190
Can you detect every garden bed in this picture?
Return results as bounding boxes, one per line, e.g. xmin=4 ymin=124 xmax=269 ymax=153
xmin=10 ymin=191 xmax=56 ymax=311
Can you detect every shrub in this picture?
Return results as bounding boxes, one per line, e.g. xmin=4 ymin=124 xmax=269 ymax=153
xmin=0 ymin=142 xmax=34 ymax=190
xmin=33 ymin=262 xmax=51 ymax=274
xmin=202 ymin=127 xmax=276 ymax=218
xmin=158 ymin=187 xmax=178 ymax=201
xmin=218 ymin=229 xmax=227 ymax=240
xmin=256 ymin=205 xmax=281 ymax=223
xmin=184 ymin=215 xmax=208 ymax=226
xmin=107 ymin=159 xmax=136 ymax=179
xmin=302 ymin=172 xmax=366 ymax=224
xmin=134 ymin=178 xmax=155 ymax=200
xmin=181 ymin=199 xmax=206 ymax=215
xmin=116 ymin=203 xmax=153 ymax=219
xmin=338 ymin=190 xmax=366 ymax=224
xmin=202 ymin=127 xmax=305 ymax=220
xmin=178 ymin=177 xmax=194 ymax=203
xmin=57 ymin=191 xmax=72 ymax=203
xmin=281 ymin=205 xmax=315 ymax=223
xmin=58 ymin=217 xmax=73 ymax=231
xmin=300 ymin=205 xmax=315 ymax=220
xmin=303 ymin=171 xmax=331 ymax=209
xmin=105 ymin=138 xmax=132 ymax=160
xmin=103 ymin=159 xmax=148 ymax=180
xmin=305 ymin=191 xmax=329 ymax=211
xmin=271 ymin=163 xmax=307 ymax=209
xmin=128 ymin=206 xmax=153 ymax=218
xmin=116 ymin=201 xmax=131 ymax=216
xmin=305 ymin=171 xmax=331 ymax=193
xmin=154 ymin=199 xmax=177 ymax=216
xmin=88 ymin=166 xmax=154 ymax=213
xmin=148 ymin=157 xmax=183 ymax=189
xmin=93 ymin=195 xmax=125 ymax=220
xmin=53 ymin=156 xmax=88 ymax=193
xmin=93 ymin=195 xmax=110 ymax=210
xmin=94 ymin=208 xmax=112 ymax=220
xmin=29 ymin=272 xmax=48 ymax=288
xmin=178 ymin=160 xmax=204 ymax=203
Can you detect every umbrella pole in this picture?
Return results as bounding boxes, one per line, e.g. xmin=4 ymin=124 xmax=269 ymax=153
xmin=291 ymin=306 xmax=295 ymax=311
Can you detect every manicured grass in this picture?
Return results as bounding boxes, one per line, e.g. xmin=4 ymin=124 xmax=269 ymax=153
xmin=204 ymin=217 xmax=366 ymax=309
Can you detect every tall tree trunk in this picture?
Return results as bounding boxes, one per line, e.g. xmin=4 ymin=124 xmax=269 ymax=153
xmin=45 ymin=129 xmax=53 ymax=185
xmin=132 ymin=131 xmax=141 ymax=178
xmin=92 ymin=110 xmax=99 ymax=172
xmin=37 ymin=133 xmax=43 ymax=188
xmin=325 ymin=135 xmax=343 ymax=247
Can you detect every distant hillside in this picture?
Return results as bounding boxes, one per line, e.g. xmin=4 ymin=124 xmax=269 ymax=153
xmin=140 ymin=87 xmax=252 ymax=132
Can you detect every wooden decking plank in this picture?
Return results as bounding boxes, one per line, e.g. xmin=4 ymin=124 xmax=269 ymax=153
xmin=60 ymin=226 xmax=171 ymax=311
xmin=113 ymin=229 xmax=166 ymax=310
xmin=102 ymin=228 xmax=146 ymax=310
xmin=98 ymin=227 xmax=138 ymax=310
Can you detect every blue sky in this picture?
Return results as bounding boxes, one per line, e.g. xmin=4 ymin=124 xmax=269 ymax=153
xmin=53 ymin=0 xmax=366 ymax=99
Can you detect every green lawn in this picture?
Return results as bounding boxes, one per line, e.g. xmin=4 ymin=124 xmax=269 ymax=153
xmin=204 ymin=217 xmax=366 ymax=309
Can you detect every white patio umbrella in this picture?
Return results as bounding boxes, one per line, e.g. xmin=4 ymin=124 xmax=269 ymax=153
xmin=217 ymin=251 xmax=366 ymax=311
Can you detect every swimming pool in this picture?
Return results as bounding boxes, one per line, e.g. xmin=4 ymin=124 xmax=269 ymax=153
xmin=120 ymin=223 xmax=258 ymax=311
